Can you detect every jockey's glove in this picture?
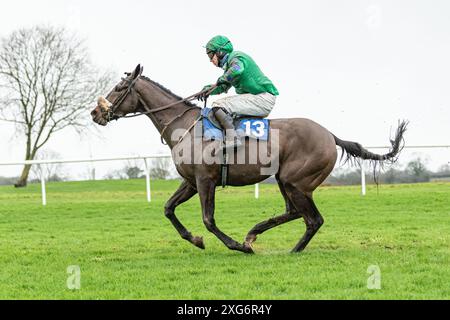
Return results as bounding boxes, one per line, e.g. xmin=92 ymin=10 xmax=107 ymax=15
xmin=197 ymin=84 xmax=212 ymax=101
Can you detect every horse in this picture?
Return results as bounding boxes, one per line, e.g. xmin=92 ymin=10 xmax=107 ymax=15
xmin=90 ymin=64 xmax=407 ymax=254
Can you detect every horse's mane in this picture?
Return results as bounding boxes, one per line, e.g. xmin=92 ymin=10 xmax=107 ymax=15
xmin=139 ymin=76 xmax=199 ymax=108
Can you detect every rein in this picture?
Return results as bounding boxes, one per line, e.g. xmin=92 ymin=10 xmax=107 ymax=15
xmin=106 ymin=77 xmax=217 ymax=146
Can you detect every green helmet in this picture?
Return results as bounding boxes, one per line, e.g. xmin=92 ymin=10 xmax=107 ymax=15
xmin=205 ymin=35 xmax=233 ymax=54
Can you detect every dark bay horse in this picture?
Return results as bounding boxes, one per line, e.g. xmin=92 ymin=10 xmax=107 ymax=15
xmin=91 ymin=64 xmax=407 ymax=254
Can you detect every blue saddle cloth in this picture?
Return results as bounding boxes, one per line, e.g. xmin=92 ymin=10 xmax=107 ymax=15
xmin=201 ymin=108 xmax=269 ymax=141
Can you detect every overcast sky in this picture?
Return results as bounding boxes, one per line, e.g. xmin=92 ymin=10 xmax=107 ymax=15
xmin=0 ymin=0 xmax=449 ymax=178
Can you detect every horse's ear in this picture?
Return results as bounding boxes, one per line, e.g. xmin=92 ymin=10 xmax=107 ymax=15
xmin=132 ymin=64 xmax=141 ymax=79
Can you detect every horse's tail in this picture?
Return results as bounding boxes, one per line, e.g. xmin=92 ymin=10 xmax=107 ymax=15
xmin=332 ymin=120 xmax=408 ymax=164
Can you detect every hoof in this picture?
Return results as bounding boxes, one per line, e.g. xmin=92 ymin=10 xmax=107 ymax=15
xmin=192 ymin=236 xmax=205 ymax=249
xmin=242 ymin=243 xmax=254 ymax=254
xmin=244 ymin=234 xmax=257 ymax=246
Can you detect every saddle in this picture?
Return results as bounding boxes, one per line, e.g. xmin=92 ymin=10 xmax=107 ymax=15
xmin=195 ymin=108 xmax=270 ymax=188
xmin=200 ymin=108 xmax=270 ymax=141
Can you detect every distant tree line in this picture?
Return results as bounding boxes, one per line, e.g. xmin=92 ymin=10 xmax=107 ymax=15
xmin=1 ymin=157 xmax=448 ymax=186
xmin=0 ymin=154 xmax=177 ymax=185
xmin=103 ymin=157 xmax=175 ymax=181
xmin=325 ymin=158 xmax=450 ymax=186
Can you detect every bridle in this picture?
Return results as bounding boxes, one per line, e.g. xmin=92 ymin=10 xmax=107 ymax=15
xmin=104 ymin=75 xmax=217 ymax=145
xmin=105 ymin=75 xmax=141 ymax=121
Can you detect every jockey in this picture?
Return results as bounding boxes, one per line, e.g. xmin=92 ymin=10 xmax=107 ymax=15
xmin=198 ymin=35 xmax=279 ymax=148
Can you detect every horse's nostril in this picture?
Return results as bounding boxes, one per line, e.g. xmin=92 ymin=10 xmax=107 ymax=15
xmin=91 ymin=109 xmax=97 ymax=116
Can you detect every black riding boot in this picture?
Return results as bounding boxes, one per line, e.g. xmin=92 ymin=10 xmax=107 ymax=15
xmin=213 ymin=108 xmax=242 ymax=149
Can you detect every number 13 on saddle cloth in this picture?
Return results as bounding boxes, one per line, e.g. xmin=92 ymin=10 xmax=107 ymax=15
xmin=201 ymin=107 xmax=269 ymax=141
xmin=202 ymin=87 xmax=275 ymax=141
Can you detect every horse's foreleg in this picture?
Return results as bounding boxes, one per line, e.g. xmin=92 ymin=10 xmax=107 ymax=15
xmin=164 ymin=180 xmax=204 ymax=249
xmin=196 ymin=177 xmax=253 ymax=254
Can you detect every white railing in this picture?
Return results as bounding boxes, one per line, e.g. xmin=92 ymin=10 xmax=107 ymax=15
xmin=1 ymin=145 xmax=447 ymax=205
xmin=0 ymin=154 xmax=261 ymax=205
xmin=0 ymin=154 xmax=171 ymax=205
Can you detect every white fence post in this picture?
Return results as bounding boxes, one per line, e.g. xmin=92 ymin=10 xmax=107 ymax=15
xmin=40 ymin=165 xmax=47 ymax=206
xmin=255 ymin=183 xmax=259 ymax=199
xmin=361 ymin=161 xmax=366 ymax=196
xmin=144 ymin=158 xmax=151 ymax=202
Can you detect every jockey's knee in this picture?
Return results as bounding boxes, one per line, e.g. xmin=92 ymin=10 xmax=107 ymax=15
xmin=212 ymin=106 xmax=228 ymax=115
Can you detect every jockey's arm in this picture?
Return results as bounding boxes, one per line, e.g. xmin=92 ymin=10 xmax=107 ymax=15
xmin=201 ymin=58 xmax=244 ymax=97
xmin=211 ymin=83 xmax=232 ymax=95
xmin=202 ymin=83 xmax=231 ymax=96
xmin=217 ymin=57 xmax=245 ymax=85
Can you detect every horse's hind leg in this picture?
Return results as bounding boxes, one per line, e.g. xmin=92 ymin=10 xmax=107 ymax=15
xmin=244 ymin=212 xmax=301 ymax=248
xmin=284 ymin=185 xmax=324 ymax=253
xmin=164 ymin=180 xmax=205 ymax=249
xmin=244 ymin=178 xmax=301 ymax=247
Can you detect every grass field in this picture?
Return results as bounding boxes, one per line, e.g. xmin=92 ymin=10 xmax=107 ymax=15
xmin=0 ymin=179 xmax=449 ymax=299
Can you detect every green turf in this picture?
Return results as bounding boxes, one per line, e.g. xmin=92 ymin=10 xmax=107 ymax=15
xmin=0 ymin=179 xmax=448 ymax=299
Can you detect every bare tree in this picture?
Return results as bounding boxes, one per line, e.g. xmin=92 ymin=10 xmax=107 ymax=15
xmin=0 ymin=25 xmax=113 ymax=187
xmin=122 ymin=160 xmax=144 ymax=179
xmin=125 ymin=166 xmax=144 ymax=179
xmin=406 ymin=157 xmax=430 ymax=182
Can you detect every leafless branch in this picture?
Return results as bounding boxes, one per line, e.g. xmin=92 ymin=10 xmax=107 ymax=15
xmin=0 ymin=25 xmax=115 ymax=186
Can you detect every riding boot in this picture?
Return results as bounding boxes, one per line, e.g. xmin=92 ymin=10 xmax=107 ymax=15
xmin=213 ymin=108 xmax=242 ymax=149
